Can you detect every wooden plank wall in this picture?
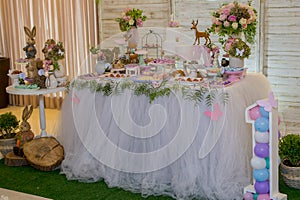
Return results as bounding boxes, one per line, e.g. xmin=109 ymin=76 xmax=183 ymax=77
xmin=98 ymin=0 xmax=170 ymax=41
xmin=264 ymin=0 xmax=300 ymax=134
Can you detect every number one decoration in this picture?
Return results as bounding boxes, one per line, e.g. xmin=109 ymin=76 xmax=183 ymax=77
xmin=243 ymin=92 xmax=287 ymax=200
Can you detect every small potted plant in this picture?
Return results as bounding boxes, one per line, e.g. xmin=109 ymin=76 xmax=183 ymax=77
xmin=0 ymin=112 xmax=19 ymax=156
xmin=279 ymin=134 xmax=300 ymax=189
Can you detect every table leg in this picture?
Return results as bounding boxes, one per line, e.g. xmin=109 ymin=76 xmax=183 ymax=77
xmin=38 ymin=94 xmax=47 ymax=137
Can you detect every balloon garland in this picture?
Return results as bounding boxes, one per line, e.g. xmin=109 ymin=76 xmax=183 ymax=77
xmin=243 ymin=92 xmax=287 ymax=200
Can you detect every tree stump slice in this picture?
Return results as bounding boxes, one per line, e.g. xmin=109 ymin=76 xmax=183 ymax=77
xmin=23 ymin=137 xmax=64 ymax=171
xmin=4 ymin=151 xmax=29 ymax=166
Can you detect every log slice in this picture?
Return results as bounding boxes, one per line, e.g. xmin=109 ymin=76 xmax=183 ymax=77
xmin=4 ymin=151 xmax=28 ymax=166
xmin=23 ymin=137 xmax=64 ymax=171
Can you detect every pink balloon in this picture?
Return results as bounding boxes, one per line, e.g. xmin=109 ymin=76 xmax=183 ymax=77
xmin=257 ymin=194 xmax=270 ymax=200
xmin=243 ymin=192 xmax=254 ymax=200
xmin=278 ymin=116 xmax=281 ymax=125
xmin=249 ymin=106 xmax=261 ymax=120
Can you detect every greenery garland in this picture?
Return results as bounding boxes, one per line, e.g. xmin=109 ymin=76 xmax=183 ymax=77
xmin=68 ymin=79 xmax=229 ymax=106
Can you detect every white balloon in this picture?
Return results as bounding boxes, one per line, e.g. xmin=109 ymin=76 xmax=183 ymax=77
xmin=251 ymin=156 xmax=266 ymax=169
xmin=254 ymin=131 xmax=269 ymax=143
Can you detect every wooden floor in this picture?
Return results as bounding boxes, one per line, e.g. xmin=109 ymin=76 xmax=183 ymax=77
xmin=0 ymin=106 xmax=60 ymax=138
xmin=0 ymin=188 xmax=52 ymax=200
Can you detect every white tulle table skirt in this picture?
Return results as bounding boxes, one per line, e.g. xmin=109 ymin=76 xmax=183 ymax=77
xmin=57 ymin=73 xmax=271 ymax=200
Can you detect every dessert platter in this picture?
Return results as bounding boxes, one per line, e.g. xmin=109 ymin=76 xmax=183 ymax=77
xmin=14 ymin=84 xmax=40 ymax=91
xmin=101 ymin=73 xmax=131 ymax=79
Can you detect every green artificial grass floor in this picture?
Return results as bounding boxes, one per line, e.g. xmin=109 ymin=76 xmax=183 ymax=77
xmin=0 ymin=159 xmax=299 ymax=200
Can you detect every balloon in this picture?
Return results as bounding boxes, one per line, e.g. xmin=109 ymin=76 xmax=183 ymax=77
xmin=253 ymin=193 xmax=258 ymax=200
xmin=254 ymin=181 xmax=269 ymax=194
xmin=254 ymin=143 xmax=269 ymax=158
xmin=278 ymin=116 xmax=281 ymax=125
xmin=259 ymin=106 xmax=269 ymax=118
xmin=249 ymin=106 xmax=261 ymax=120
xmin=265 ymin=157 xmax=270 ymax=169
xmin=251 ymin=156 xmax=267 ymax=169
xmin=254 ymin=131 xmax=269 ymax=143
xmin=257 ymin=194 xmax=270 ymax=200
xmin=255 ymin=117 xmax=269 ymax=132
xmin=253 ymin=169 xmax=269 ymax=182
xmin=278 ymin=130 xmax=281 ymax=139
xmin=243 ymin=192 xmax=254 ymax=200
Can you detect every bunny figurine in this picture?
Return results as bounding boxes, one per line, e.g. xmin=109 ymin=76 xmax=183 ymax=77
xmin=23 ymin=26 xmax=37 ymax=59
xmin=14 ymin=105 xmax=34 ymax=157
xmin=19 ymin=105 xmax=33 ymax=132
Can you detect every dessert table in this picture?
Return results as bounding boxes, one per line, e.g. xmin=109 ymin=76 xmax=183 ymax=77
xmin=6 ymin=86 xmax=66 ymax=137
xmin=57 ymin=73 xmax=271 ymax=200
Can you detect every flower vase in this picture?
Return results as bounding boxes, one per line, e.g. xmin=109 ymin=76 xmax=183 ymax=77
xmin=229 ymin=56 xmax=244 ymax=68
xmin=95 ymin=60 xmax=106 ymax=74
xmin=45 ymin=72 xmax=58 ymax=89
xmin=126 ymin=27 xmax=139 ymax=49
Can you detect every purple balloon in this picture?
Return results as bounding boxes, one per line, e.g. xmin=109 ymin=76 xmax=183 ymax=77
xmin=254 ymin=143 xmax=269 ymax=158
xmin=278 ymin=130 xmax=281 ymax=139
xmin=255 ymin=117 xmax=269 ymax=132
xmin=254 ymin=181 xmax=269 ymax=194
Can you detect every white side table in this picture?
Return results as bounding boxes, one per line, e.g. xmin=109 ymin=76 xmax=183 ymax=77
xmin=6 ymin=86 xmax=66 ymax=137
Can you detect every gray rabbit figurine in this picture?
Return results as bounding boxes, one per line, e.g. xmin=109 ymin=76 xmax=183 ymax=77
xmin=23 ymin=26 xmax=37 ymax=59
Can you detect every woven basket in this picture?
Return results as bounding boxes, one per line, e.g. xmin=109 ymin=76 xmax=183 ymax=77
xmin=280 ymin=161 xmax=300 ymax=189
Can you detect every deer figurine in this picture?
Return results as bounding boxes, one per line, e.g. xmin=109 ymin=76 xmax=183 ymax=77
xmin=191 ymin=19 xmax=211 ymax=45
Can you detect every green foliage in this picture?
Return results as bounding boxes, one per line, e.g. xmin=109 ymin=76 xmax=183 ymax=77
xmin=132 ymin=81 xmax=171 ymax=103
xmin=0 ymin=112 xmax=19 ymax=139
xmin=69 ymin=79 xmax=229 ymax=106
xmin=228 ymin=38 xmax=251 ymax=58
xmin=279 ymin=134 xmax=300 ymax=167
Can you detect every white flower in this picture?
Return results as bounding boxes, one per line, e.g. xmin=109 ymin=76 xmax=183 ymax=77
xmin=239 ymin=18 xmax=247 ymax=25
xmin=129 ymin=19 xmax=134 ymax=25
xmin=232 ymin=22 xmax=238 ymax=29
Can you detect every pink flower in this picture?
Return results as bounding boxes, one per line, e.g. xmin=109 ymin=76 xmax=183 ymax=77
xmin=242 ymin=24 xmax=248 ymax=29
xmin=212 ymin=16 xmax=217 ymax=24
xmin=219 ymin=14 xmax=227 ymax=21
xmin=227 ymin=3 xmax=235 ymax=9
xmin=216 ymin=20 xmax=222 ymax=25
xmin=228 ymin=15 xmax=237 ymax=22
xmin=224 ymin=21 xmax=230 ymax=27
xmin=123 ymin=8 xmax=131 ymax=13
xmin=215 ymin=26 xmax=220 ymax=33
xmin=123 ymin=16 xmax=130 ymax=21
xmin=225 ymin=38 xmax=235 ymax=51
xmin=223 ymin=8 xmax=230 ymax=16
xmin=136 ymin=18 xmax=143 ymax=27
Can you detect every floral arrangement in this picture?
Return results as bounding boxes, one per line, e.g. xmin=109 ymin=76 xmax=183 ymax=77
xmin=228 ymin=38 xmax=251 ymax=59
xmin=115 ymin=8 xmax=147 ymax=32
xmin=42 ymin=39 xmax=65 ymax=71
xmin=90 ymin=46 xmax=111 ymax=62
xmin=208 ymin=0 xmax=257 ymax=44
xmin=206 ymin=43 xmax=220 ymax=55
xmin=168 ymin=21 xmax=180 ymax=27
